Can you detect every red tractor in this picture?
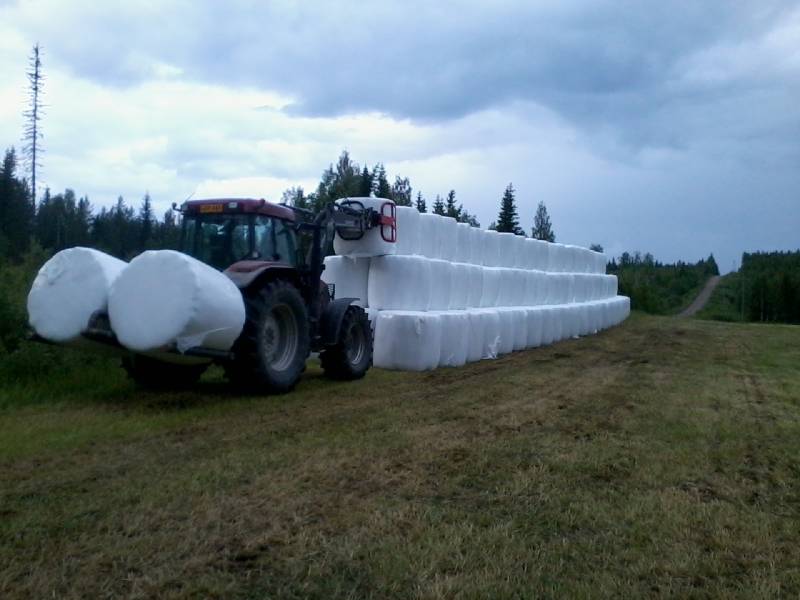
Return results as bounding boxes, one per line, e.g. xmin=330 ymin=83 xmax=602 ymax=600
xmin=86 ymin=197 xmax=396 ymax=393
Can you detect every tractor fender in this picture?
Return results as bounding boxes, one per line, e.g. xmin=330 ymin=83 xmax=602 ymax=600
xmin=320 ymin=298 xmax=359 ymax=346
xmin=224 ymin=262 xmax=298 ymax=290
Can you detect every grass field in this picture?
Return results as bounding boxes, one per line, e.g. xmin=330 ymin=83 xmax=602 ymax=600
xmin=2 ymin=314 xmax=800 ymax=598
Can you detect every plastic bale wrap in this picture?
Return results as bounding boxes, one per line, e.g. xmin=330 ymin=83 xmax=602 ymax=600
xmin=428 ymin=259 xmax=453 ymax=310
xmin=365 ymin=307 xmax=379 ymax=334
xmin=418 ymin=213 xmax=440 ymax=259
xmin=373 ymin=311 xmax=442 ymax=371
xmin=436 ymin=216 xmax=459 ymax=262
xmin=572 ymin=273 xmax=589 ymax=304
xmin=449 ymin=263 xmax=470 ymax=310
xmin=27 ymin=247 xmax=127 ymax=343
xmin=511 ymin=235 xmax=528 ymax=269
xmin=496 ymin=233 xmax=516 ymax=268
xmin=367 ymin=255 xmax=431 ymax=311
xmin=592 ymin=251 xmax=607 ymax=274
xmin=109 ymin=250 xmax=245 ymax=353
xmin=480 ymin=267 xmax=501 ymax=308
xmin=525 ymin=307 xmax=544 ymax=348
xmin=511 ymin=308 xmax=528 ymax=351
xmin=540 ymin=306 xmax=555 ymax=345
xmin=592 ymin=275 xmax=607 ymax=300
xmin=511 ymin=269 xmax=527 ymax=306
xmin=477 ymin=308 xmax=501 ymax=359
xmin=523 ymin=270 xmax=538 ymax=306
xmin=467 ymin=226 xmax=483 ymax=265
xmin=589 ymin=302 xmax=603 ymax=334
xmin=333 ymin=197 xmax=397 ymax=258
xmin=455 ymin=223 xmax=472 ymax=263
xmin=482 ymin=230 xmax=501 ymax=267
xmin=604 ymin=274 xmax=618 ymax=299
xmin=322 ymin=255 xmax=370 ymax=306
xmin=466 ymin=309 xmax=486 ymax=362
xmin=495 ymin=268 xmax=514 ymax=307
xmin=394 ymin=205 xmax=421 ymax=256
xmin=433 ymin=310 xmax=469 ymax=367
xmin=522 ymin=238 xmax=537 ymax=270
xmin=532 ymin=270 xmax=549 ymax=305
xmin=496 ymin=308 xmax=516 ymax=354
xmin=539 ymin=241 xmax=553 ymax=272
xmin=466 ymin=264 xmax=484 ymax=308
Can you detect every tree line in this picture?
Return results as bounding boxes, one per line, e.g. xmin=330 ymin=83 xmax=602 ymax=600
xmin=607 ymin=251 xmax=719 ymax=314
xmin=733 ymin=251 xmax=800 ymax=323
xmin=0 ymin=147 xmax=180 ymax=261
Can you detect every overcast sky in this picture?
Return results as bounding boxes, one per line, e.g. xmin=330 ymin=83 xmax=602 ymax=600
xmin=1 ymin=0 xmax=798 ymax=270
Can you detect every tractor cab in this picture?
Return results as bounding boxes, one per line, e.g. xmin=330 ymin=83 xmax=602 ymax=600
xmin=179 ymin=199 xmax=300 ymax=271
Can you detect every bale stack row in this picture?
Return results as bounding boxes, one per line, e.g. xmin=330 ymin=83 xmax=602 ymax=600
xmin=324 ymin=203 xmax=631 ymax=371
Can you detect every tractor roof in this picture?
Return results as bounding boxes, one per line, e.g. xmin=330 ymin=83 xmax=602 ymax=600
xmin=182 ymin=198 xmax=295 ymax=221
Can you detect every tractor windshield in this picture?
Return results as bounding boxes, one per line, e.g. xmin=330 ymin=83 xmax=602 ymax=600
xmin=180 ymin=214 xmax=297 ymax=270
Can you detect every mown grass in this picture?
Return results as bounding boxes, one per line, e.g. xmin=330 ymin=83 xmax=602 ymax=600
xmin=2 ymin=314 xmax=800 ymax=598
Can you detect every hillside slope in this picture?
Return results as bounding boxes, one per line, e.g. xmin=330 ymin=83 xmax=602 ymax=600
xmin=2 ymin=315 xmax=800 ymax=598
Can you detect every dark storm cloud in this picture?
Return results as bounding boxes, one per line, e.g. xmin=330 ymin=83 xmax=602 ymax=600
xmin=38 ymin=0 xmax=798 ymax=152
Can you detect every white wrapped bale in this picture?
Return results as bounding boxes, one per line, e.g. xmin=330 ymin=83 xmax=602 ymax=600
xmin=373 ymin=311 xmax=442 ymax=371
xmin=511 ymin=235 xmax=527 ymax=269
xmin=482 ymin=230 xmax=501 ymax=267
xmin=481 ymin=267 xmax=501 ymax=308
xmin=394 ymin=205 xmax=421 ymax=256
xmin=511 ymin=269 xmax=527 ymax=306
xmin=496 ymin=308 xmax=516 ymax=354
xmin=466 ymin=309 xmax=486 ymax=362
xmin=27 ymin=247 xmax=127 ymax=343
xmin=482 ymin=309 xmax=502 ymax=359
xmin=322 ymin=256 xmax=370 ymax=306
xmin=449 ymin=263 xmax=470 ymax=310
xmin=434 ymin=310 xmax=469 ymax=367
xmin=522 ymin=238 xmax=537 ymax=270
xmin=548 ymin=243 xmax=567 ymax=272
xmin=418 ymin=213 xmax=439 ymax=259
xmin=496 ymin=268 xmax=514 ymax=307
xmin=438 ymin=216 xmax=459 ymax=262
xmin=436 ymin=216 xmax=459 ymax=262
xmin=511 ymin=308 xmax=528 ymax=351
xmin=428 ymin=259 xmax=453 ymax=310
xmin=109 ymin=250 xmax=245 ymax=353
xmin=496 ymin=233 xmax=516 ymax=268
xmin=537 ymin=240 xmax=552 ymax=272
xmin=367 ymin=255 xmax=431 ymax=311
xmin=455 ymin=223 xmax=472 ymax=263
xmin=333 ymin=197 xmax=397 ymax=258
xmin=603 ymin=274 xmax=618 ymax=299
xmin=466 ymin=264 xmax=484 ymax=308
xmin=572 ymin=274 xmax=589 ymax=303
xmin=592 ymin=251 xmax=607 ymax=274
xmin=540 ymin=306 xmax=555 ymax=345
xmin=467 ymin=225 xmax=483 ymax=265
xmin=525 ymin=307 xmax=544 ymax=348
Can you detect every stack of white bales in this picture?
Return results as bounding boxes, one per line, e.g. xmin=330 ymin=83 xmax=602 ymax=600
xmin=323 ymin=200 xmax=630 ymax=371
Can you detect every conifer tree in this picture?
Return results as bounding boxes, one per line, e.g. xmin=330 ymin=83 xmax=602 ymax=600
xmin=496 ymin=183 xmax=522 ymax=234
xmin=373 ymin=163 xmax=391 ymax=198
xmin=139 ymin=193 xmax=153 ymax=250
xmin=432 ymin=194 xmax=445 ymax=215
xmin=390 ymin=176 xmax=412 ymax=206
xmin=445 ymin=190 xmax=460 ymax=219
xmin=415 ymin=191 xmax=427 ymax=213
xmin=23 ymin=44 xmax=44 ymax=208
xmin=358 ymin=165 xmax=372 ymax=197
xmin=531 ymin=201 xmax=555 ymax=242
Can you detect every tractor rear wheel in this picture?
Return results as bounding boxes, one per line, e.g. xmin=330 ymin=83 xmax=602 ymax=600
xmin=122 ymin=355 xmax=208 ymax=390
xmin=226 ymin=280 xmax=310 ymax=393
xmin=320 ymin=305 xmax=372 ymax=380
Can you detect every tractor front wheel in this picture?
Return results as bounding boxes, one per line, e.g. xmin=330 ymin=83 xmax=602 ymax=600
xmin=320 ymin=305 xmax=372 ymax=380
xmin=226 ymin=280 xmax=310 ymax=394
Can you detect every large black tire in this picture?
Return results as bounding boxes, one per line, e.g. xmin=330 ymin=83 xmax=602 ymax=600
xmin=320 ymin=305 xmax=373 ymax=380
xmin=121 ymin=355 xmax=208 ymax=390
xmin=225 ymin=280 xmax=310 ymax=394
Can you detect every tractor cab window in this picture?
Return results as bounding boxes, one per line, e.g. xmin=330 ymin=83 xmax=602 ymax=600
xmin=274 ymin=219 xmax=297 ymax=266
xmin=181 ymin=214 xmax=252 ymax=270
xmin=253 ymin=216 xmax=275 ymax=260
